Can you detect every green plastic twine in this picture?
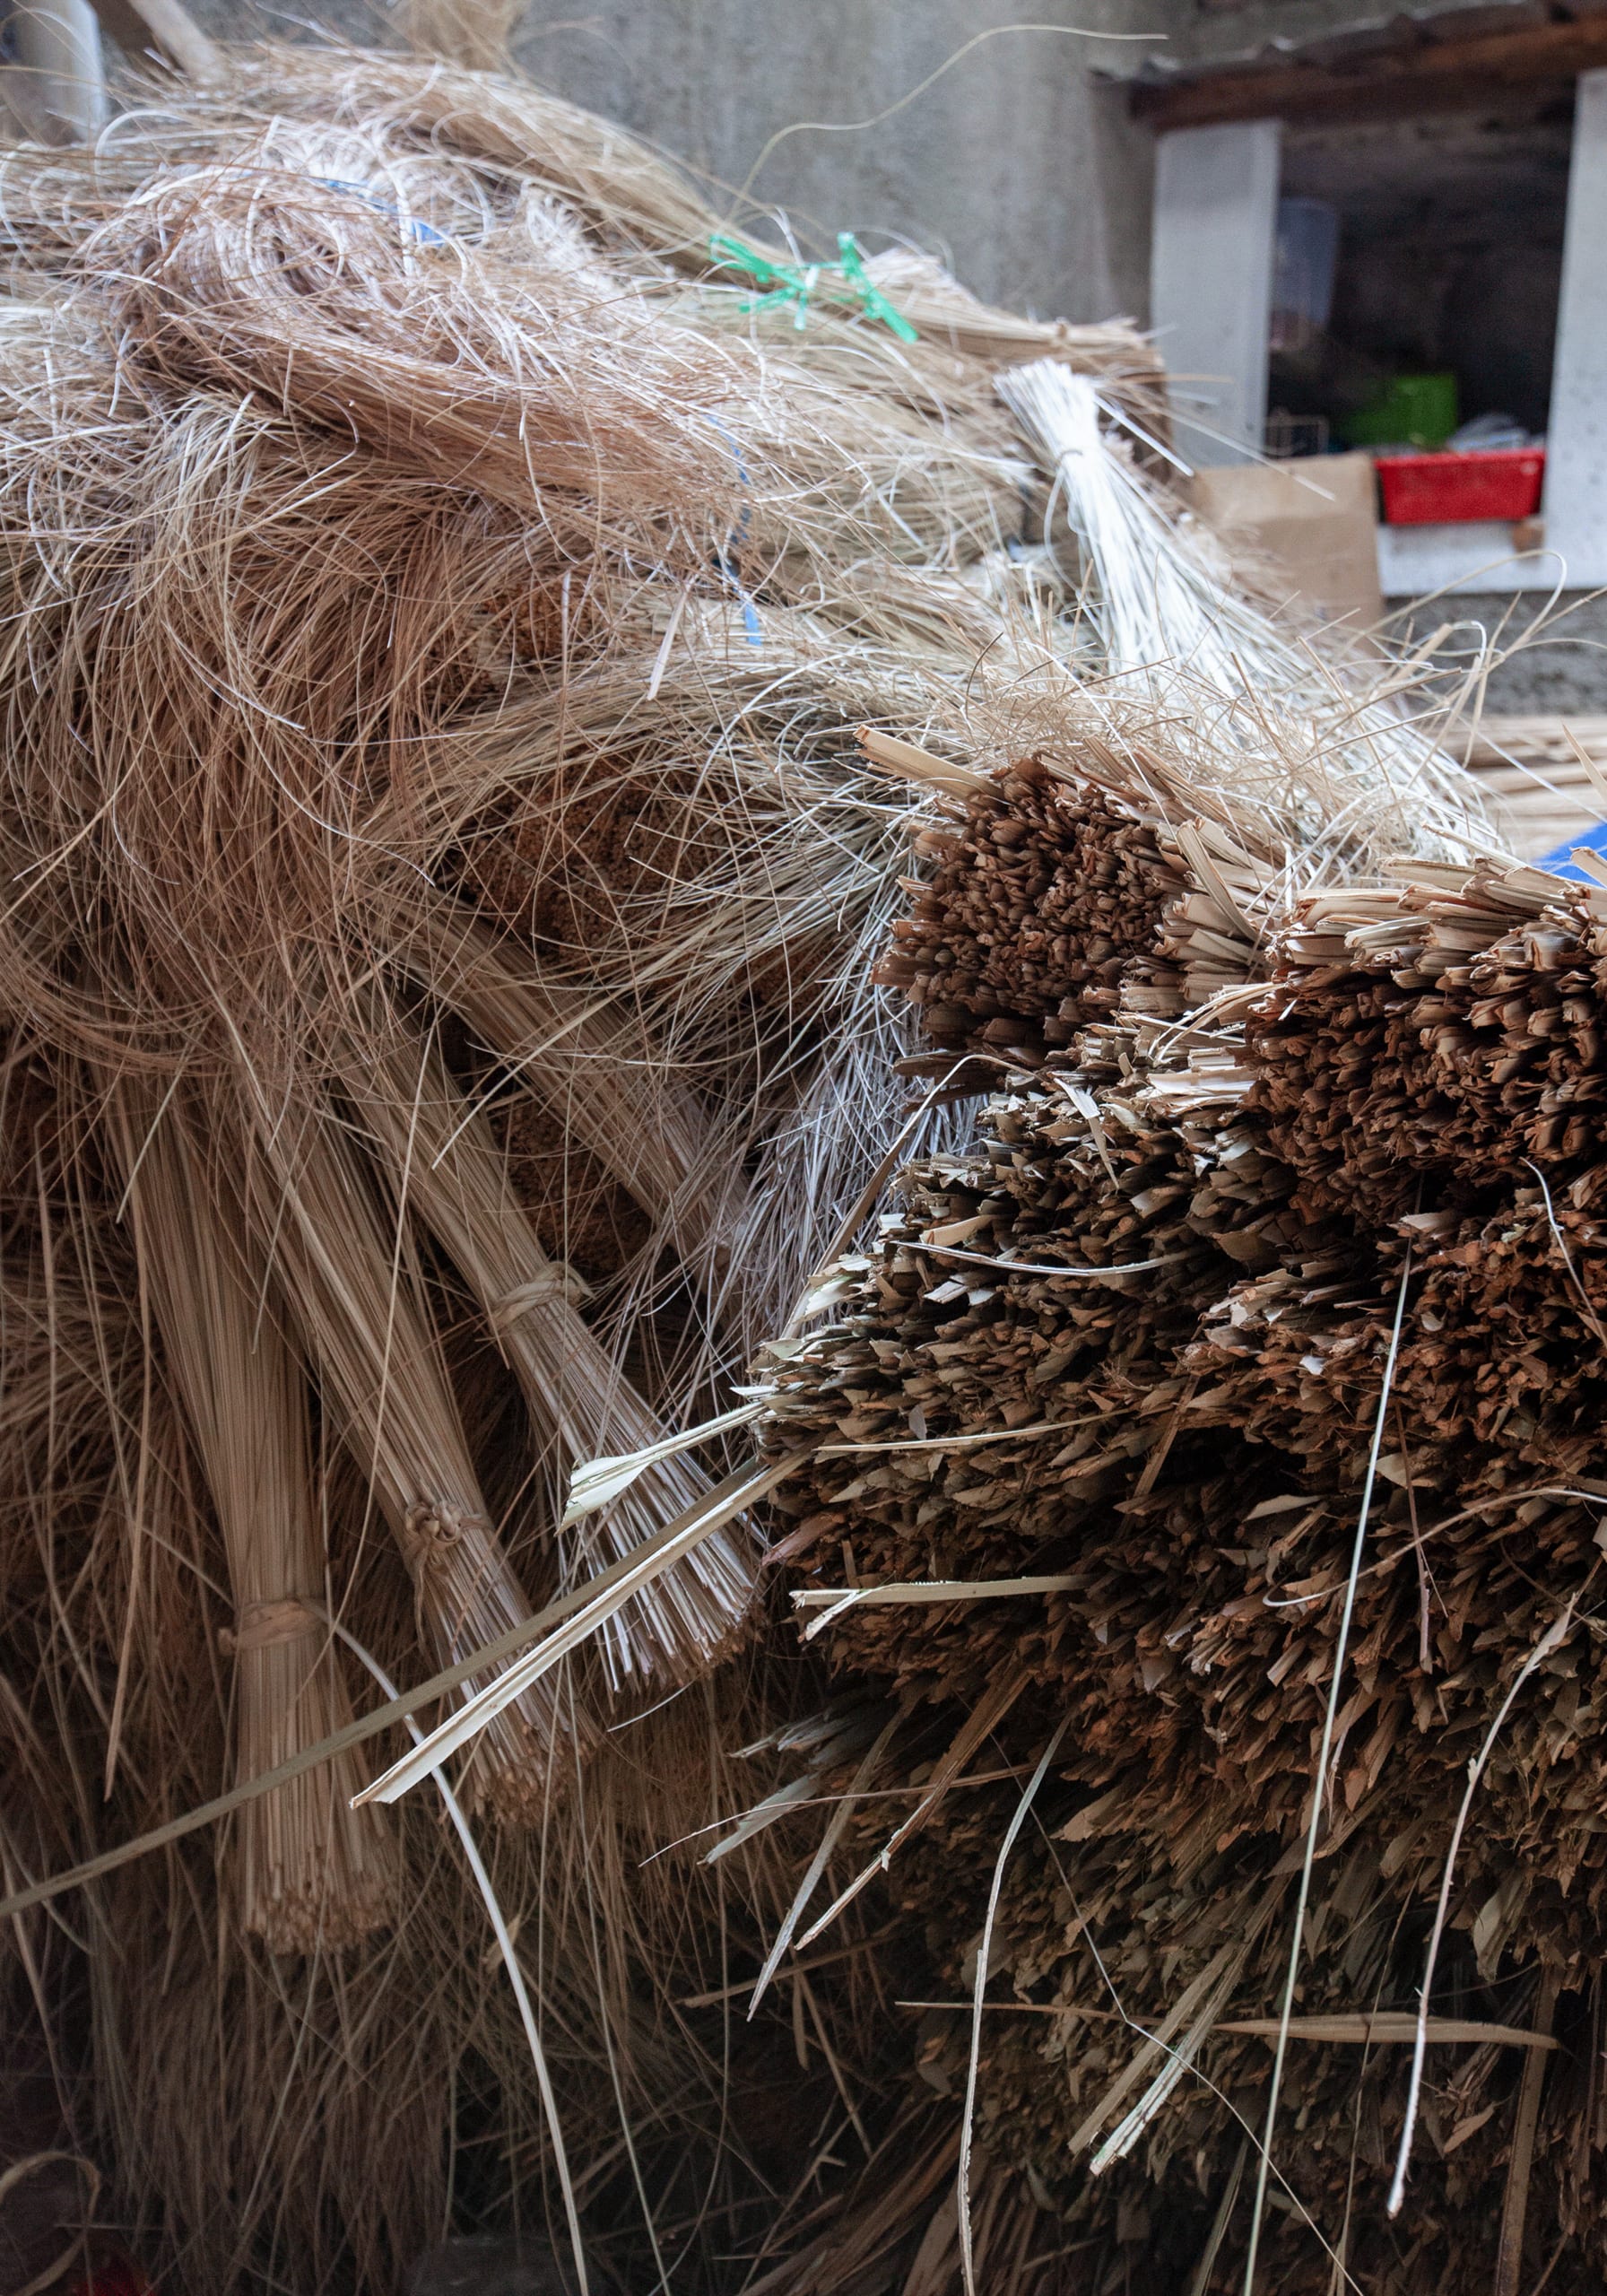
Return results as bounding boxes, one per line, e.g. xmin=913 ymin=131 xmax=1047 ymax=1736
xmin=833 ymin=231 xmax=918 ymax=341
xmin=708 ymin=230 xmax=916 ymax=342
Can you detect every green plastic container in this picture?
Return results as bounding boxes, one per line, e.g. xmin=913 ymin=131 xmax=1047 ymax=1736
xmin=1343 ymin=372 xmax=1459 ymax=451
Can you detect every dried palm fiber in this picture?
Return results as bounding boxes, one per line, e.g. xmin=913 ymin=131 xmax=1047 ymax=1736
xmin=0 ymin=162 xmax=1023 ymax=642
xmin=415 ymin=608 xmax=979 ymax=1356
xmin=1247 ymin=861 xmax=1607 ymax=1224
xmin=0 ymin=36 xmax=1187 ymax=2296
xmin=395 ymin=0 xmax=526 ymax=74
xmin=83 ymin=155 xmax=745 ymax=550
xmin=336 ymin=997 xmax=752 ymax=1691
xmin=751 ymin=1166 xmax=1607 ymax=2284
xmin=0 ymin=44 xmax=1042 ymax=1753
xmin=404 ymin=902 xmax=752 ymax=1285
xmin=0 ymin=252 xmax=740 ymax=1771
xmin=68 ymin=1663 xmax=847 ymax=2293
xmin=0 ymin=26 xmax=1527 ymax=2296
xmin=994 ymin=361 xmax=1488 ymax=866
xmin=0 ymin=1197 xmax=870 ymax=2294
xmin=875 ymin=755 xmax=1245 ymax=1066
xmin=735 ymin=726 xmax=1607 ymax=2294
xmin=858 ymin=245 xmax=1167 ymax=379
xmin=228 ymin=1057 xmax=586 ymax=1815
xmin=742 ymin=2099 xmax=1083 ymax=2296
xmin=100 ymin=1065 xmax=396 ymax=1951
xmin=0 ymin=93 xmax=1028 ymax=1359
xmin=0 ymin=1099 xmax=844 ymax=2289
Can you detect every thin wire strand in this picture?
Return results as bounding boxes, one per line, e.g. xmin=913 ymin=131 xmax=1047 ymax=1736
xmin=1240 ymin=1243 xmax=1415 ymax=2295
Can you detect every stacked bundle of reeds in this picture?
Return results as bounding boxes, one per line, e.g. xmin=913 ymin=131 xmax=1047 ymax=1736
xmin=874 ymin=758 xmax=1198 ymax=1062
xmin=751 ymin=742 xmax=1607 ymax=2292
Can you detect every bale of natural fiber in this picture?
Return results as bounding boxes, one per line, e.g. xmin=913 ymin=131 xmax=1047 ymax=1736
xmin=873 ymin=757 xmax=1193 ymax=1060
xmin=401 ymin=903 xmax=752 ymax=1288
xmin=0 ymin=35 xmax=1142 ymax=2296
xmin=339 ymin=1005 xmax=754 ymax=1690
xmin=219 ymin=43 xmax=744 ymax=265
xmin=103 ymin=1072 xmax=395 ymax=1951
xmin=993 ymin=360 xmax=1492 ymax=867
xmin=1247 ymin=863 xmax=1607 ymax=1224
xmin=743 ymin=742 xmax=1607 ymax=2292
xmin=228 ymin=1072 xmax=587 ymax=1815
xmin=754 ymin=1079 xmax=1607 ymax=2291
xmin=877 ymin=1752 xmax=1588 ymax=2296
xmin=758 ymin=1076 xmax=1305 ymax=1724
xmin=83 ymin=154 xmax=745 ymax=553
xmin=0 ymin=28 xmax=1523 ymax=2296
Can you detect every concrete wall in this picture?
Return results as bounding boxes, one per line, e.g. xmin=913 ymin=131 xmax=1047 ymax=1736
xmin=177 ymin=0 xmax=1156 ymax=324
xmin=511 ymin=1 xmax=1156 ymax=325
xmin=172 ymin=0 xmax=1550 ymax=327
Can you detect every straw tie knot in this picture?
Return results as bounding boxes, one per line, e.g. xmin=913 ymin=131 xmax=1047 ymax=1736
xmin=219 ymin=1596 xmax=321 ymax=1657
xmin=489 ymin=1265 xmax=589 ymax=1334
xmin=402 ymin=1500 xmax=483 ymax=1574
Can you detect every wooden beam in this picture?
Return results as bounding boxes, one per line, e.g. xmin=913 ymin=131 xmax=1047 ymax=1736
xmin=1131 ymin=13 xmax=1607 ymax=131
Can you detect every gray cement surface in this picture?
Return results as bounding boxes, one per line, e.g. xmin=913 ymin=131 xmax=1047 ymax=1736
xmin=178 ymin=0 xmax=1156 ymax=323
xmin=1390 ymin=589 xmax=1607 ymax=714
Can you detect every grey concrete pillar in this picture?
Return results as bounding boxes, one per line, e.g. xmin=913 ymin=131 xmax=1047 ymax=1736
xmin=1543 ymin=67 xmax=1607 ymax=587
xmin=8 ymin=0 xmax=108 ymax=143
xmin=1150 ymin=117 xmax=1280 ymax=467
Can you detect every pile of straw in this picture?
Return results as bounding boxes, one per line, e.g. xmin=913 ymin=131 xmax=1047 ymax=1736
xmin=0 ymin=22 xmax=1528 ymax=2296
xmin=752 ymin=724 xmax=1607 ymax=2291
xmin=0 ymin=28 xmax=1236 ymax=2294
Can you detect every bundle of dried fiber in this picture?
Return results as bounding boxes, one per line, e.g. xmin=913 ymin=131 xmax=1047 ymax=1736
xmin=0 ymin=24 xmax=1523 ymax=2296
xmin=1248 ymin=861 xmax=1606 ymax=1223
xmin=231 ymin=1069 xmax=581 ymax=1818
xmin=0 ymin=1227 xmax=862 ymax=2296
xmin=875 ymin=756 xmax=1220 ymax=1064
xmin=994 ymin=361 xmax=1487 ymax=866
xmin=750 ymin=1121 xmax=1607 ymax=2287
xmin=102 ymin=1070 xmax=395 ymax=1952
xmin=83 ymin=154 xmax=744 ymax=552
xmin=0 ymin=34 xmax=1183 ymax=2296
xmin=882 ymin=1764 xmax=1589 ymax=2296
xmin=861 ymin=245 xmax=1167 ymax=394
xmin=740 ymin=748 xmax=1607 ymax=2292
xmin=66 ymin=1659 xmax=851 ymax=2295
xmin=424 ymin=622 xmax=955 ymax=1355
xmin=338 ymin=1006 xmax=751 ymax=1692
xmin=403 ymin=904 xmax=751 ymax=1290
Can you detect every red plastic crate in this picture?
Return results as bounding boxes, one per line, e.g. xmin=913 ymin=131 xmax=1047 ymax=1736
xmin=1376 ymin=446 xmax=1545 ymax=526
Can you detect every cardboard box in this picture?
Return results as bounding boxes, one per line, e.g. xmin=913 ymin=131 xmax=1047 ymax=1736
xmin=1189 ymin=451 xmax=1382 ymax=637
